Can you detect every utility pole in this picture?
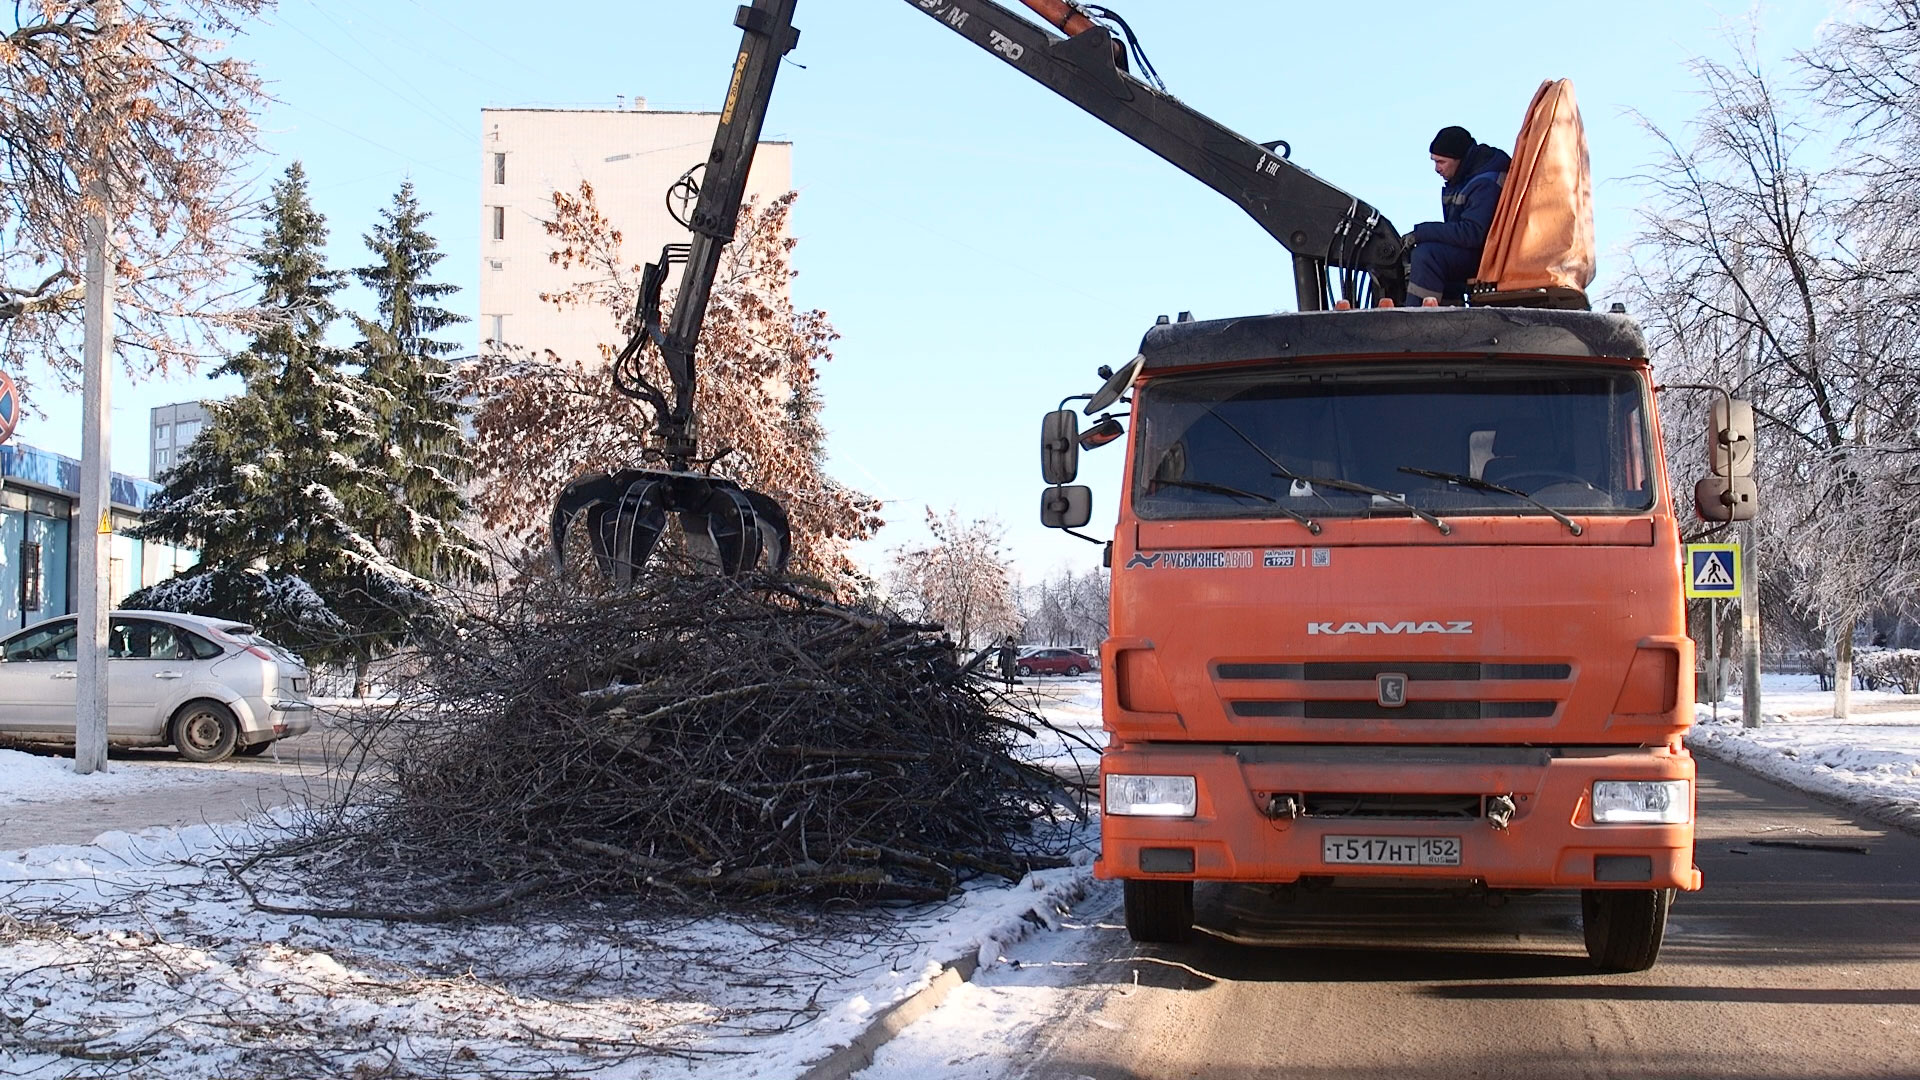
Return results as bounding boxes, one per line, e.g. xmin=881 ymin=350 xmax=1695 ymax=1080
xmin=1730 ymin=245 xmax=1762 ymax=729
xmin=74 ymin=186 xmax=115 ymax=773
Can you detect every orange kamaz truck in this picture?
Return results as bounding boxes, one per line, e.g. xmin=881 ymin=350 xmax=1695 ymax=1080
xmin=921 ymin=6 xmax=1758 ymax=971
xmin=1046 ymin=304 xmax=1742 ymax=972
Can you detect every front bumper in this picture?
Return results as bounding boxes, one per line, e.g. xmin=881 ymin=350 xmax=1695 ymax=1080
xmin=1096 ymin=743 xmax=1700 ymax=891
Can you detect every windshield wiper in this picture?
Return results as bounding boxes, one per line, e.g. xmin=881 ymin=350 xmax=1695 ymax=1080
xmin=1397 ymin=466 xmax=1584 ymax=535
xmin=1154 ymin=478 xmax=1322 ymax=534
xmin=1267 ymin=463 xmax=1452 ymax=535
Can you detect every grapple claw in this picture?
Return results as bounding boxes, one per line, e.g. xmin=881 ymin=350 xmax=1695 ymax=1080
xmin=552 ymin=468 xmax=792 ymax=579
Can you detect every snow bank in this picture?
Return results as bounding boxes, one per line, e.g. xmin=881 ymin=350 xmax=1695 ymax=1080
xmin=0 ymin=748 xmax=225 ymax=809
xmin=1688 ymin=695 xmax=1920 ymax=830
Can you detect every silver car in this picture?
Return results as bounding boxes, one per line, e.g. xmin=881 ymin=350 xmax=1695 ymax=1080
xmin=0 ymin=610 xmax=313 ymax=762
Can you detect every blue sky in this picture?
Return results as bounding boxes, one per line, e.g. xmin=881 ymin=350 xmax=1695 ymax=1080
xmin=14 ymin=0 xmax=1836 ymax=581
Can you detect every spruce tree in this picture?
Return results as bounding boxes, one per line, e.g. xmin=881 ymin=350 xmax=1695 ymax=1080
xmin=132 ymin=163 xmax=432 ymax=672
xmin=352 ymin=180 xmax=484 ymax=583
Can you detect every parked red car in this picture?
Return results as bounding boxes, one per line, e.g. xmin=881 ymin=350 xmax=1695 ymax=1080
xmin=1016 ymin=647 xmax=1097 ymax=677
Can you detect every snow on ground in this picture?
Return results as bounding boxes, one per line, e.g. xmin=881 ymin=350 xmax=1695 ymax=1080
xmin=1007 ymin=676 xmax=1105 ymax=775
xmin=0 ymin=689 xmax=1100 ymax=1080
xmin=1687 ymin=674 xmax=1920 ymax=825
xmin=0 ymin=747 xmax=228 ymax=807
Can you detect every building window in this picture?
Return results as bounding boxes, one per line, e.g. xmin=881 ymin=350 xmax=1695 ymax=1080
xmin=20 ymin=541 xmax=41 ymax=612
xmin=491 ymin=206 xmax=505 ymax=240
xmin=488 ymin=259 xmax=504 ymax=271
xmin=487 ymin=314 xmax=504 ymax=344
xmin=175 ymin=419 xmax=201 ymax=444
xmin=493 ymin=152 xmax=506 ymax=185
xmin=155 ymin=448 xmax=172 ymax=472
xmin=154 ymin=424 xmax=171 ymax=450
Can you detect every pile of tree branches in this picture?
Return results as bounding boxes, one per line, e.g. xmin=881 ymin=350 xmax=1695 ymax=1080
xmin=255 ymin=567 xmax=1093 ymax=918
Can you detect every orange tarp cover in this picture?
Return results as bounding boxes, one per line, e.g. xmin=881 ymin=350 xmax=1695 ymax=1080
xmin=1475 ymin=78 xmax=1595 ymax=293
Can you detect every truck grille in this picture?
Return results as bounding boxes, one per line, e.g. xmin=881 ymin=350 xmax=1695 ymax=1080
xmin=1218 ymin=662 xmax=1571 ymax=681
xmin=1218 ymin=659 xmax=1570 ymax=722
xmin=1297 ymin=792 xmax=1486 ymax=819
xmin=1231 ymin=700 xmax=1557 ymax=719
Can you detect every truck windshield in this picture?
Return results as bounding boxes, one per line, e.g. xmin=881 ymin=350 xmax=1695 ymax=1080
xmin=1133 ymin=363 xmax=1655 ymax=521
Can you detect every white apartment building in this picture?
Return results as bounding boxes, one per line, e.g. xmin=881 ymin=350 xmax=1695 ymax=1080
xmin=478 ymin=104 xmax=793 ymax=368
xmin=149 ymin=401 xmax=212 ymax=481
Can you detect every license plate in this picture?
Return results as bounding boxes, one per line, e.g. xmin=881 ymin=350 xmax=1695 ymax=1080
xmin=1322 ymin=835 xmax=1461 ymax=867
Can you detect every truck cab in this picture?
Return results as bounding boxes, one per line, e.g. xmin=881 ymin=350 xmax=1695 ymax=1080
xmin=1051 ymin=305 xmax=1703 ymax=971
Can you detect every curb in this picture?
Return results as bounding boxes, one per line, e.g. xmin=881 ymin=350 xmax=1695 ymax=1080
xmin=794 ymin=951 xmax=983 ymax=1080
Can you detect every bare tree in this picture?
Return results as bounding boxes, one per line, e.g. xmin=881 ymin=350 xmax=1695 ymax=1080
xmin=1628 ymin=38 xmax=1920 ymax=714
xmin=0 ymin=1 xmax=269 ymax=380
xmin=886 ymin=509 xmax=1020 ymax=651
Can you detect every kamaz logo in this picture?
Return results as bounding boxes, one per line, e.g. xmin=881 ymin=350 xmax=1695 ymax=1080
xmin=1307 ymin=621 xmax=1475 ymax=635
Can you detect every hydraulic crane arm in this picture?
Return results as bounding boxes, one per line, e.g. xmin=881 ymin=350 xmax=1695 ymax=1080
xmin=628 ymin=0 xmax=800 ymax=469
xmin=899 ymin=0 xmax=1407 ymax=309
xmin=551 ymin=0 xmax=800 ymax=581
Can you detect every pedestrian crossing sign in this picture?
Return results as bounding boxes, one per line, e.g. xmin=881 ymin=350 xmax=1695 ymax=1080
xmin=1684 ymin=543 xmax=1741 ymax=598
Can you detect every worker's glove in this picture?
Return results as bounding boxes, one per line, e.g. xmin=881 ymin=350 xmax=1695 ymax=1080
xmin=1399 ymin=232 xmax=1419 ymax=258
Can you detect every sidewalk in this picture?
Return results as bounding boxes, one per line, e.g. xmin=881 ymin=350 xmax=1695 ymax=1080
xmin=1687 ymin=674 xmax=1920 ymax=832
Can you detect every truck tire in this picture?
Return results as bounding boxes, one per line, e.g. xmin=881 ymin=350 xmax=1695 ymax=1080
xmin=1582 ymin=887 xmax=1672 ymax=972
xmin=1124 ymin=879 xmax=1194 ymax=943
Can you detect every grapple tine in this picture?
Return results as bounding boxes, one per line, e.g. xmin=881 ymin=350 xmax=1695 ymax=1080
xmin=607 ymin=476 xmax=670 ymax=585
xmin=679 ymin=484 xmax=762 ymax=576
xmin=552 ymin=473 xmax=621 ymax=571
xmin=742 ymin=489 xmax=792 ymax=573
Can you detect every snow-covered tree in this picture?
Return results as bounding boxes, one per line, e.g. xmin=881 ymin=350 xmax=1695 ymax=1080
xmin=1628 ymin=37 xmax=1920 ymax=713
xmin=886 ymin=509 xmax=1020 ymax=651
xmin=130 ymin=163 xmax=433 ymax=679
xmin=352 ymin=180 xmax=485 ymax=585
xmin=463 ymin=185 xmax=881 ymax=590
xmin=1019 ymin=565 xmax=1109 ymax=647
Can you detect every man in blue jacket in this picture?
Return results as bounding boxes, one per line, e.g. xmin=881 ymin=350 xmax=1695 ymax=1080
xmin=1405 ymin=126 xmax=1511 ymax=305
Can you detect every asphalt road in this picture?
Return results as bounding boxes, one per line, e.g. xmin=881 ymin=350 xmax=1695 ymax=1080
xmin=1012 ymin=757 xmax=1920 ymax=1079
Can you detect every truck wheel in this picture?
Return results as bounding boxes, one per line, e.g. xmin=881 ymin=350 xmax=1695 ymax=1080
xmin=1123 ymin=879 xmax=1194 ymax=943
xmin=1582 ymin=887 xmax=1673 ymax=972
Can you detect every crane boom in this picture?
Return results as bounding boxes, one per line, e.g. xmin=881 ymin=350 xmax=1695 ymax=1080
xmin=899 ymin=0 xmax=1406 ymax=309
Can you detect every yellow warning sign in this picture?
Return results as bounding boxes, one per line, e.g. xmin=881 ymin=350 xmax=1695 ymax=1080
xmin=1684 ymin=543 xmax=1740 ymax=598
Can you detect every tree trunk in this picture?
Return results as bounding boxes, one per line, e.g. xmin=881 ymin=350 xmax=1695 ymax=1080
xmin=1834 ymin=621 xmax=1855 ymax=719
xmin=354 ymin=656 xmax=372 ymax=700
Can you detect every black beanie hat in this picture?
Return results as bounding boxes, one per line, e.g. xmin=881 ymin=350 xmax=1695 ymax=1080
xmin=1429 ymin=125 xmax=1474 ymax=160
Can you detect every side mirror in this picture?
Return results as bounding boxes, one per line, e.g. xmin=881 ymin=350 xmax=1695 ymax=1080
xmin=1695 ymin=475 xmax=1758 ymax=522
xmin=1086 ymin=354 xmax=1143 ymax=414
xmin=1708 ymin=398 xmax=1755 ymax=477
xmin=1041 ymin=485 xmax=1093 ymax=529
xmin=1042 ymin=410 xmax=1079 ymax=485
xmin=1079 ymin=416 xmax=1124 ymax=450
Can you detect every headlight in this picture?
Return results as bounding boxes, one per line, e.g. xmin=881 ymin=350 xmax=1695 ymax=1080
xmin=1105 ymin=774 xmax=1197 ymax=817
xmin=1591 ymin=780 xmax=1691 ymax=824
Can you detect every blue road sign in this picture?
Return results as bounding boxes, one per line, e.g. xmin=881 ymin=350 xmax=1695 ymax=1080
xmin=1685 ymin=543 xmax=1741 ymax=598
